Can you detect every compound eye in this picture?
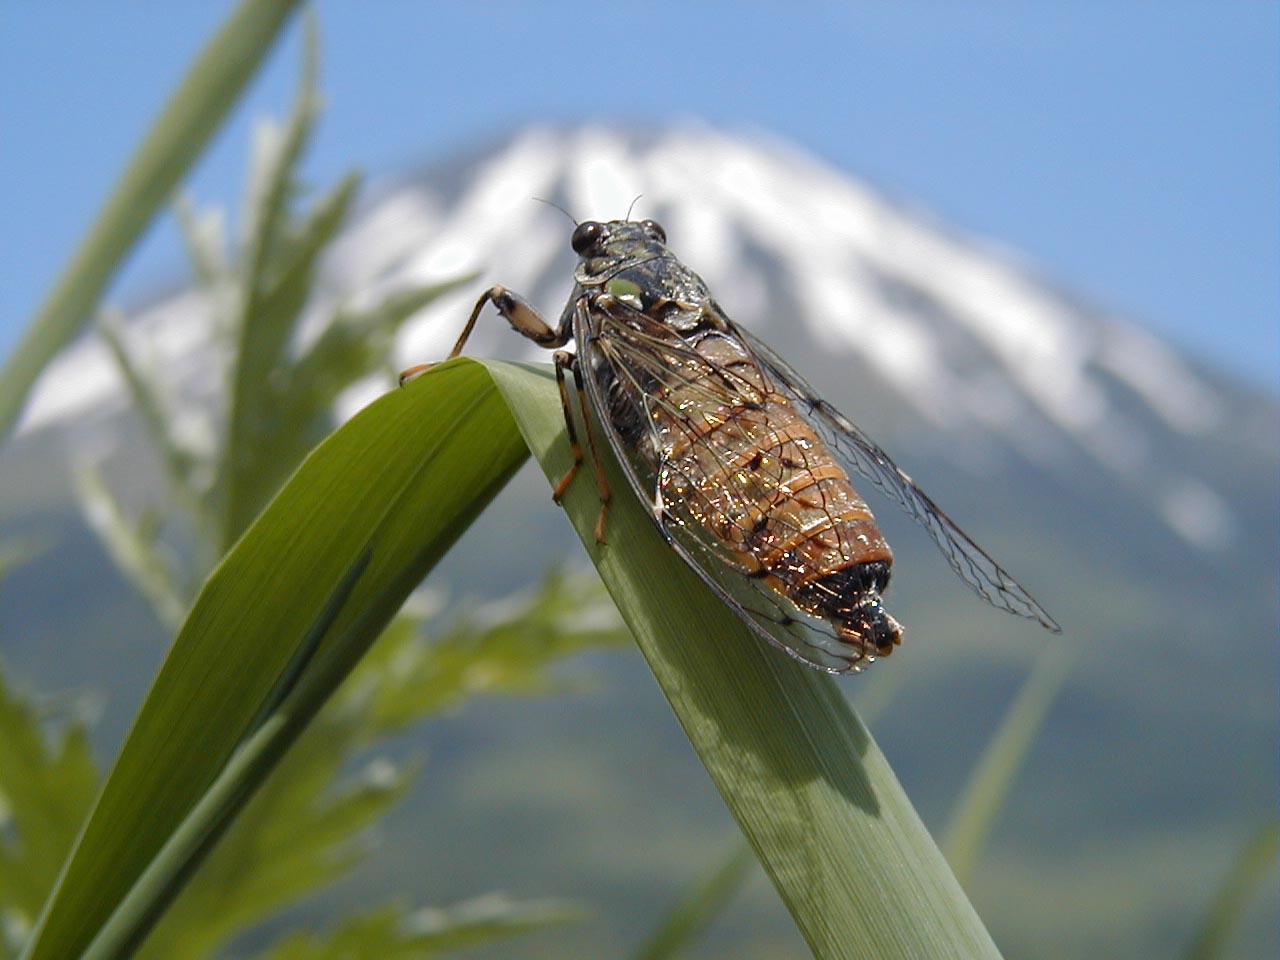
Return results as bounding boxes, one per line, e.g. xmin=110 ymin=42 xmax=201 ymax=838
xmin=571 ymin=220 xmax=604 ymax=255
xmin=640 ymin=219 xmax=666 ymax=243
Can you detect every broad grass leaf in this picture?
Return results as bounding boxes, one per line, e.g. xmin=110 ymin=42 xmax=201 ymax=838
xmin=483 ymin=359 xmax=1002 ymax=960
xmin=22 ymin=360 xmax=526 ymax=960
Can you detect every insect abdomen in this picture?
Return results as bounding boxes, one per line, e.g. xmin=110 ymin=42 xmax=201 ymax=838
xmin=654 ymin=333 xmax=901 ymax=657
xmin=792 ymin=561 xmax=903 ymax=655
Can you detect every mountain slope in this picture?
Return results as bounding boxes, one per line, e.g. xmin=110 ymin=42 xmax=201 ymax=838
xmin=20 ymin=125 xmax=1267 ymax=553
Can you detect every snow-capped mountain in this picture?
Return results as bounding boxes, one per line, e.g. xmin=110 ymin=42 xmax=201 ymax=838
xmin=18 ymin=124 xmax=1269 ymax=556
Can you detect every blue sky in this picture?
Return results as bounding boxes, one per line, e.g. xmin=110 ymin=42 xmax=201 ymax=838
xmin=2 ymin=3 xmax=1276 ymax=389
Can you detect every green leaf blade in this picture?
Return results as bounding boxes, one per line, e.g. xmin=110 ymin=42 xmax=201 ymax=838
xmin=942 ymin=651 xmax=1073 ymax=886
xmin=1183 ymin=820 xmax=1280 ymax=960
xmin=258 ymin=896 xmax=583 ymax=960
xmin=483 ymin=359 xmax=1002 ymax=960
xmin=22 ymin=359 xmax=527 ymax=960
xmin=633 ymin=841 xmax=756 ymax=960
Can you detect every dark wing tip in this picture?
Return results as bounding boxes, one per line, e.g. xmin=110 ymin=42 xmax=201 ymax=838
xmin=1037 ymin=606 xmax=1064 ymax=635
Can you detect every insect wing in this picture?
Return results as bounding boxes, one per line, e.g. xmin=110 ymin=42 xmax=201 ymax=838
xmin=735 ymin=325 xmax=1061 ymax=634
xmin=574 ymin=299 xmax=873 ymax=673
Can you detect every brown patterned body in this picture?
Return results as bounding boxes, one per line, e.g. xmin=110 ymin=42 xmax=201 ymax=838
xmin=649 ymin=326 xmax=903 ymax=655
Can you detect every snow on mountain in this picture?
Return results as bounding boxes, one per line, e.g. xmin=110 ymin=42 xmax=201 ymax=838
xmin=15 ymin=124 xmax=1254 ymax=550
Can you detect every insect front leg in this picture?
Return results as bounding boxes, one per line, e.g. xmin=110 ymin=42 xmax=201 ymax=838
xmin=399 ymin=286 xmax=570 ymax=383
xmin=553 ymin=350 xmax=611 ymax=544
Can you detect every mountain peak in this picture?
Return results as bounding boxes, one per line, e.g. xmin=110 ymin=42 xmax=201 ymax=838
xmin=17 ymin=123 xmax=1263 ymax=553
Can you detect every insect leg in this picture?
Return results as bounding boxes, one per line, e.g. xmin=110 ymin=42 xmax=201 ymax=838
xmin=552 ymin=351 xmax=584 ymax=500
xmin=400 ymin=286 xmax=569 ymax=384
xmin=453 ymin=286 xmax=569 ymax=356
xmin=552 ymin=350 xmax=612 ymax=543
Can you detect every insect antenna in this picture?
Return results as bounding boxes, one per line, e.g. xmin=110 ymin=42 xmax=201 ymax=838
xmin=532 ymin=196 xmax=578 ymax=225
xmin=625 ymin=193 xmax=644 ymax=221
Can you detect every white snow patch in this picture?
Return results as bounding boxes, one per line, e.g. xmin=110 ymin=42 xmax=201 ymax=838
xmin=1098 ymin=324 xmax=1225 ymax=434
xmin=17 ymin=337 xmax=124 ymax=437
xmin=17 ymin=287 xmax=219 ymax=437
xmin=326 ymin=187 xmax=442 ymax=287
xmin=1159 ymin=477 xmax=1237 ymax=551
xmin=663 ymin=200 xmax=736 ymax=288
xmin=566 ymin=129 xmax=644 ymax=218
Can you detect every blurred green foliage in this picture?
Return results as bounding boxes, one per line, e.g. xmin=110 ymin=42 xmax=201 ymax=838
xmin=1 ymin=571 xmax=627 ymax=959
xmin=1182 ymin=820 xmax=1280 ymax=960
xmin=943 ymin=651 xmax=1074 ymax=887
xmin=0 ymin=0 xmax=306 ymax=443
xmin=76 ymin=18 xmax=471 ymax=628
xmin=0 ymin=665 xmax=99 ymax=957
xmin=631 ymin=842 xmax=756 ymax=960
xmin=257 ymin=896 xmax=583 ymax=960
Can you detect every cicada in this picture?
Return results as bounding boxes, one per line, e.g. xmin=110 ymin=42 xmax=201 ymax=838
xmin=409 ymin=217 xmax=1060 ymax=673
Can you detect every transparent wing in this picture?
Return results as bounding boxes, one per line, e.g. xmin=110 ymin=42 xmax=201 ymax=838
xmin=735 ymin=324 xmax=1062 ymax=633
xmin=576 ymin=302 xmax=877 ymax=673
